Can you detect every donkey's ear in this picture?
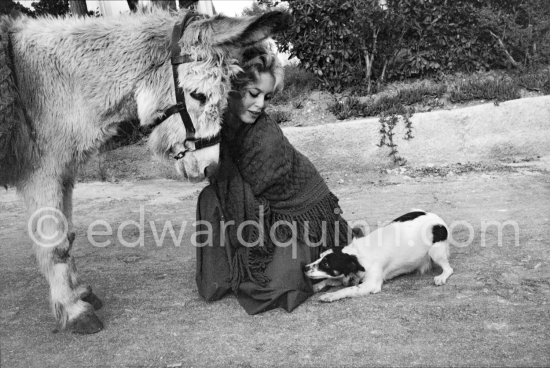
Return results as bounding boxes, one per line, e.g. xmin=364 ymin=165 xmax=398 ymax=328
xmin=208 ymin=11 xmax=291 ymax=47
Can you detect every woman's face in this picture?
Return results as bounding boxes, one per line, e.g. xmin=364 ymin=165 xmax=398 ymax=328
xmin=230 ymin=71 xmax=276 ymax=124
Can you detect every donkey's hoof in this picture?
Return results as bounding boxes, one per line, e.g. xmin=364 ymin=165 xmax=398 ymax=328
xmin=69 ymin=310 xmax=103 ymax=334
xmin=82 ymin=292 xmax=103 ymax=310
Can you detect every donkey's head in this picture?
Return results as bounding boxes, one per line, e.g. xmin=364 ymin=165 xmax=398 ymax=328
xmin=148 ymin=10 xmax=290 ymax=181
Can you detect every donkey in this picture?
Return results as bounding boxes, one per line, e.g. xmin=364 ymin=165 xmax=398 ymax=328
xmin=0 ymin=9 xmax=289 ymax=334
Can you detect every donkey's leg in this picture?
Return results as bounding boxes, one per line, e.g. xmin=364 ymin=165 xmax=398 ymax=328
xmin=21 ymin=168 xmax=103 ymax=334
xmin=61 ymin=173 xmax=103 ymax=311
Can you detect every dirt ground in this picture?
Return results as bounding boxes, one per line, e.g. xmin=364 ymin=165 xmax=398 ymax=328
xmin=1 ymin=165 xmax=549 ymax=367
xmin=1 ymin=95 xmax=550 ymax=367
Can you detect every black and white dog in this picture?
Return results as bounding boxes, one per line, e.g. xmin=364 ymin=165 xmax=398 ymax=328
xmin=304 ymin=211 xmax=453 ymax=302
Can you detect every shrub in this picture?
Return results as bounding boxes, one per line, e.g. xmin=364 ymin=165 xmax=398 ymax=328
xmin=278 ymin=0 xmax=406 ymax=92
xmin=478 ymin=0 xmax=550 ymax=69
xmin=388 ymin=0 xmax=501 ymax=78
xmin=0 ymin=0 xmax=34 ymax=16
xmin=277 ymin=0 xmax=550 ymax=92
xmin=272 ymin=65 xmax=319 ymax=106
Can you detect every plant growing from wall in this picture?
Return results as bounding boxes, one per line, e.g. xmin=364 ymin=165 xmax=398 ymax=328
xmin=377 ymin=106 xmax=414 ymax=166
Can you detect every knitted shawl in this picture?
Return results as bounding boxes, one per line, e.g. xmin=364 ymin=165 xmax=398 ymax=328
xmin=213 ymin=113 xmax=352 ymax=290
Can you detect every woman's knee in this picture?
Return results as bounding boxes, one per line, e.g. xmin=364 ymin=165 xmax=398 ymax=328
xmin=197 ymin=185 xmax=221 ymax=217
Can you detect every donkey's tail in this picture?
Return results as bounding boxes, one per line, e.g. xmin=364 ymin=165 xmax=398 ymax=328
xmin=0 ymin=16 xmax=38 ymax=187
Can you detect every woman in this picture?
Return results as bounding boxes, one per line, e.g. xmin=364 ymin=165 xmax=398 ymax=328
xmin=195 ymin=42 xmax=352 ymax=314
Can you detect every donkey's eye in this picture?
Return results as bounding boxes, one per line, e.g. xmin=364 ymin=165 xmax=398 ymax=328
xmin=190 ymin=92 xmax=207 ymax=104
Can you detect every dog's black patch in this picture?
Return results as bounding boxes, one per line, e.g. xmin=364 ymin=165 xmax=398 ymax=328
xmin=351 ymin=226 xmax=365 ymax=238
xmin=392 ymin=211 xmax=426 ymax=223
xmin=319 ymin=249 xmax=365 ymax=277
xmin=432 ymin=225 xmax=448 ymax=243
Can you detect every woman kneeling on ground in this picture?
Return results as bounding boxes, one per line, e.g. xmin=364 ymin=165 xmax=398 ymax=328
xmin=195 ymin=42 xmax=353 ymax=314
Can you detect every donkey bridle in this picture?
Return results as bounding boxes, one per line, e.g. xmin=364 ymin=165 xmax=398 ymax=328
xmin=148 ymin=12 xmax=221 ymax=160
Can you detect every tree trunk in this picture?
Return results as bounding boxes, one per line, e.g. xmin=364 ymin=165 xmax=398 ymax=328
xmin=151 ymin=0 xmax=177 ymax=11
xmin=196 ymin=0 xmax=216 ymax=15
xmin=362 ymin=27 xmax=379 ymax=94
xmin=127 ymin=0 xmax=138 ymax=12
xmin=364 ymin=49 xmax=373 ymax=94
xmin=489 ymin=30 xmax=520 ymax=68
xmin=179 ymin=0 xmax=197 ymax=9
xmin=176 ymin=0 xmax=216 ymax=15
xmin=377 ymin=58 xmax=388 ymax=90
xmin=69 ymin=0 xmax=88 ymax=16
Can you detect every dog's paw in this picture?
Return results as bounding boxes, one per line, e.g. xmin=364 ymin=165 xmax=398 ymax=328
xmin=371 ymin=285 xmax=382 ymax=293
xmin=342 ymin=276 xmax=352 ymax=287
xmin=313 ymin=283 xmax=327 ymax=293
xmin=319 ymin=292 xmax=341 ymax=303
xmin=434 ymin=275 xmax=447 ymax=286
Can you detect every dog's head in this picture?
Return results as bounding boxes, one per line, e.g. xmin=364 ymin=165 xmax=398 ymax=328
xmin=304 ymin=248 xmax=365 ymax=280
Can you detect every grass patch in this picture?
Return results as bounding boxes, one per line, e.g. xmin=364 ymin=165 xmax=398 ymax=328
xmin=328 ymin=95 xmax=409 ymax=120
xmin=448 ymin=73 xmax=521 ymax=103
xmin=326 ymin=67 xmax=546 ymax=120
xmin=513 ymin=68 xmax=550 ymax=94
xmin=268 ymin=107 xmax=292 ymax=124
xmin=328 ymin=80 xmax=446 ymax=120
xmin=394 ymin=81 xmax=447 ymax=106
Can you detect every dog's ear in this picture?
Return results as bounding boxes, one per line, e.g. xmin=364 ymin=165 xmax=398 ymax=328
xmin=352 ymin=257 xmax=365 ymax=273
xmin=344 ymin=255 xmax=365 ymax=275
xmin=352 ymin=226 xmax=365 ymax=238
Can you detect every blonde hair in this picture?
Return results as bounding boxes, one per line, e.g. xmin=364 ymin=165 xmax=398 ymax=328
xmin=232 ymin=40 xmax=284 ymax=95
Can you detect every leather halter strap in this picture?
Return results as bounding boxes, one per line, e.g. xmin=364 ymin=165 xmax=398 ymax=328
xmin=168 ymin=12 xmax=196 ymax=140
xmin=148 ymin=12 xmax=221 ymax=160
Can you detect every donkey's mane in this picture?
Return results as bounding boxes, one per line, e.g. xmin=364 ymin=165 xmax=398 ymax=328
xmin=14 ymin=10 xmax=178 ymax=78
xmin=11 ymin=8 xmax=181 ymax=38
xmin=13 ymin=9 xmax=237 ymax=77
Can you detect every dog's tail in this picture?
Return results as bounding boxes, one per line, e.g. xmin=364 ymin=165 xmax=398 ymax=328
xmin=0 ymin=16 xmax=38 ymax=187
xmin=418 ymin=224 xmax=450 ymax=274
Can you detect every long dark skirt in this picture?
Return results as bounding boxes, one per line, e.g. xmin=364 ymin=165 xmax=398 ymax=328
xmin=195 ymin=185 xmax=316 ymax=314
